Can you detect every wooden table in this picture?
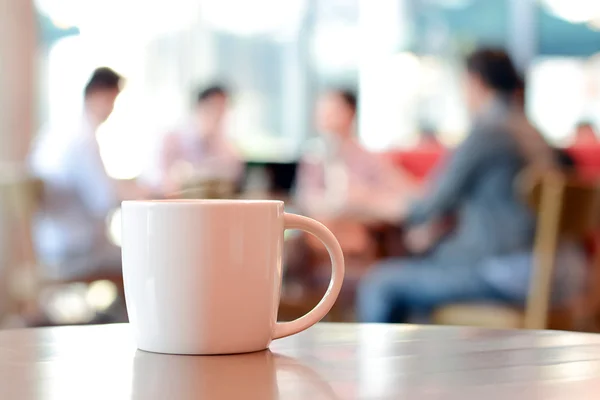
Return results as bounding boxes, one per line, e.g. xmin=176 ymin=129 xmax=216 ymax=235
xmin=2 ymin=323 xmax=600 ymax=399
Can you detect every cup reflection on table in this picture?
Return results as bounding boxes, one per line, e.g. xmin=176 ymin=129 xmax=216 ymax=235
xmin=131 ymin=349 xmax=339 ymax=400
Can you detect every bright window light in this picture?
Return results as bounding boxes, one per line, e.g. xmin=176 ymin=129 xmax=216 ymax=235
xmin=200 ymin=0 xmax=306 ymax=36
xmin=541 ymin=0 xmax=600 ymax=24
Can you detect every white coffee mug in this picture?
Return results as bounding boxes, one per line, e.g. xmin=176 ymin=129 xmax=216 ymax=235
xmin=121 ymin=199 xmax=344 ymax=355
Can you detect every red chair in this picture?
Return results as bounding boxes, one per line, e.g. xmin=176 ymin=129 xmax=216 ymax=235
xmin=566 ymin=145 xmax=600 ymax=182
xmin=385 ymin=148 xmax=446 ymax=181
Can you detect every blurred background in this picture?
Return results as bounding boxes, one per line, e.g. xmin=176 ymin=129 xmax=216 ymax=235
xmin=1 ymin=0 xmax=600 ymax=329
xmin=32 ymin=0 xmax=600 ymax=162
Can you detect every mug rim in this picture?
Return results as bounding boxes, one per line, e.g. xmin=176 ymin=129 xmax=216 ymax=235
xmin=122 ymin=199 xmax=285 ymax=207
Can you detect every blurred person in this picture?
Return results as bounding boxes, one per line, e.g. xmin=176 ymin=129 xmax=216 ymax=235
xmin=158 ymin=84 xmax=242 ymax=195
xmin=287 ymin=89 xmax=420 ymax=286
xmin=358 ymin=49 xmax=585 ymax=323
xmin=30 ymin=67 xmax=125 ymax=278
xmin=394 ymin=124 xmax=447 ymax=181
xmin=415 ymin=125 xmax=444 ymax=151
xmin=567 ymin=121 xmax=600 ymax=181
xmin=571 ymin=121 xmax=600 ymax=147
xmin=296 ymin=89 xmax=419 ymax=223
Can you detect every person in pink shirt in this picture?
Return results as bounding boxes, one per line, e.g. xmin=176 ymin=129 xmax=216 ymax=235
xmin=296 ymin=89 xmax=419 ymax=224
xmin=287 ymin=89 xmax=420 ymax=286
xmin=158 ymin=85 xmax=242 ymax=196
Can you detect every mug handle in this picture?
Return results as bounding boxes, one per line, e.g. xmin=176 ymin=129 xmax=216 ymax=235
xmin=273 ymin=213 xmax=345 ymax=340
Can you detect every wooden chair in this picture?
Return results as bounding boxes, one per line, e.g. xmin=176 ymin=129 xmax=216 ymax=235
xmin=0 ymin=173 xmax=44 ymax=326
xmin=433 ymin=171 xmax=600 ymax=330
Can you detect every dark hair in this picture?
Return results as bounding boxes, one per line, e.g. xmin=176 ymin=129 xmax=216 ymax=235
xmin=196 ymin=84 xmax=229 ymax=104
xmin=329 ymin=89 xmax=357 ymax=113
xmin=84 ymin=67 xmax=122 ymax=97
xmin=466 ymin=48 xmax=520 ymax=93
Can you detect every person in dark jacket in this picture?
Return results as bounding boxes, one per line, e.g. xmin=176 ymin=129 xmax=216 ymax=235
xmin=357 ymin=49 xmax=584 ymax=322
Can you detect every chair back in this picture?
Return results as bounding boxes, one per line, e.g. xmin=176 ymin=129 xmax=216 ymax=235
xmin=520 ymin=171 xmax=600 ymax=329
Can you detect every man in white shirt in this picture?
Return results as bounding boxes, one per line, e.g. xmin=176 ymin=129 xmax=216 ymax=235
xmin=30 ymin=67 xmax=123 ymax=279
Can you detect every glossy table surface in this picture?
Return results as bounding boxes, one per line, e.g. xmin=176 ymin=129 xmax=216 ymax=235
xmin=2 ymin=323 xmax=600 ymax=399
